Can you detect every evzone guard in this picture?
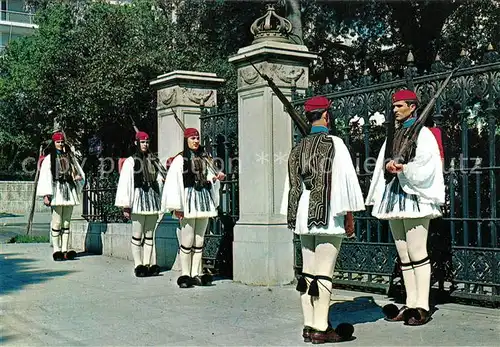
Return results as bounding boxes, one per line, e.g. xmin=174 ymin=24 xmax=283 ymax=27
xmin=282 ymin=96 xmax=366 ymax=343
xmin=115 ymin=130 xmax=163 ymax=277
xmin=366 ymin=89 xmax=445 ymax=325
xmin=161 ymin=127 xmax=225 ymax=288
xmin=36 ymin=132 xmax=85 ymax=261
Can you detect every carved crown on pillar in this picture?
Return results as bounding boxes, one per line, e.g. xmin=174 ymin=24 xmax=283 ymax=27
xmin=250 ymin=4 xmax=293 ymax=44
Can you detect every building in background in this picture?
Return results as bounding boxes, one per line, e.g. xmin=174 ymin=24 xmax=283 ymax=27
xmin=0 ymin=0 xmax=37 ymax=51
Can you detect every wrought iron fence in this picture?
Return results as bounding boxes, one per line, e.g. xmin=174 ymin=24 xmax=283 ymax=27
xmin=291 ymin=47 xmax=500 ymax=305
xmin=200 ymin=104 xmax=239 ymax=277
xmin=82 ymin=168 xmax=125 ymax=223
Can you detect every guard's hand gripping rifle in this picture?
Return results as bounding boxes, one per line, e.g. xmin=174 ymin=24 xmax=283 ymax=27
xmin=394 ymin=64 xmax=463 ymax=164
xmin=127 ymin=115 xmax=167 ymax=180
xmin=247 ymin=61 xmax=310 ymax=136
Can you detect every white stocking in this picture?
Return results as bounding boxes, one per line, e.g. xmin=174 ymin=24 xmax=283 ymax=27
xmin=180 ymin=218 xmax=195 ymax=277
xmin=142 ymin=215 xmax=158 ymax=266
xmin=312 ymin=235 xmax=343 ymax=332
xmin=61 ymin=229 xmax=70 ymax=252
xmin=191 ymin=218 xmax=209 ymax=277
xmin=389 ymin=219 xmax=417 ymax=308
xmin=131 ymin=214 xmax=144 ymax=267
xmin=406 ymin=218 xmax=431 ymax=311
xmin=299 ymin=235 xmax=315 ymax=328
xmin=60 ymin=206 xmax=73 ymax=252
xmin=51 ymin=207 xmax=63 ymax=253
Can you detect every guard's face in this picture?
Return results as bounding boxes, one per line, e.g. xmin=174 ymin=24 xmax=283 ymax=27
xmin=187 ymin=136 xmax=200 ymax=150
xmin=393 ymin=101 xmax=416 ymax=122
xmin=54 ymin=140 xmax=65 ymax=151
xmin=137 ymin=140 xmax=149 ymax=153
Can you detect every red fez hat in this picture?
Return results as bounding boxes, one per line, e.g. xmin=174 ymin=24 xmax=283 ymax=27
xmin=304 ymin=96 xmax=331 ymax=113
xmin=184 ymin=128 xmax=199 ymax=138
xmin=135 ymin=131 xmax=149 ymax=141
xmin=52 ymin=132 xmax=65 ymax=142
xmin=392 ymin=89 xmax=418 ymax=103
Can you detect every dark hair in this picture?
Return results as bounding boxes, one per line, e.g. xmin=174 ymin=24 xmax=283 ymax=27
xmin=305 ymin=109 xmax=326 ymax=123
xmin=424 ymin=116 xmax=435 ymax=127
xmin=48 ymin=141 xmax=73 ymax=180
xmin=400 ymin=100 xmax=419 ymax=109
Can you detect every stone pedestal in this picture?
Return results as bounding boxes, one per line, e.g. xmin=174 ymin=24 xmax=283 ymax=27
xmin=228 ymin=41 xmax=317 ymax=285
xmin=150 ymin=70 xmax=225 ymax=163
xmin=150 ymin=70 xmax=225 ymax=270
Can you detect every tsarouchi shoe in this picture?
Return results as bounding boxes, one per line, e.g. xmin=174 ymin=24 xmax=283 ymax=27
xmin=134 ymin=265 xmax=148 ymax=277
xmin=311 ymin=323 xmax=354 ymax=344
xmin=383 ymin=304 xmax=408 ymax=322
xmin=177 ymin=275 xmax=193 ymax=288
xmin=52 ymin=251 xmax=64 ymax=261
xmin=64 ymin=250 xmax=77 ymax=260
xmin=404 ymin=307 xmax=432 ymax=326
xmin=148 ymin=265 xmax=161 ymax=276
xmin=302 ymin=326 xmax=313 ymax=342
xmin=192 ymin=274 xmax=213 ymax=286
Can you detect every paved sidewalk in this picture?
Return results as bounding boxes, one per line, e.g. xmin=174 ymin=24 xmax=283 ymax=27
xmin=0 ymin=212 xmax=51 ymax=242
xmin=1 ymin=244 xmax=498 ymax=346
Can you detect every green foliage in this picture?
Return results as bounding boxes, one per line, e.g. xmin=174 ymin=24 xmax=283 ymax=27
xmin=9 ymin=235 xmax=50 ymax=243
xmin=1 ymin=0 xmax=499 ymax=174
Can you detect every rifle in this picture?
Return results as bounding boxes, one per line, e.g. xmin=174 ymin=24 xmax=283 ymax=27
xmin=26 ymin=142 xmax=47 ymax=235
xmin=126 ymin=114 xmax=167 ymax=180
xmin=171 ymin=108 xmax=186 ymax=132
xmin=394 ymin=64 xmax=463 ymax=164
xmin=247 ymin=60 xmax=310 ymax=136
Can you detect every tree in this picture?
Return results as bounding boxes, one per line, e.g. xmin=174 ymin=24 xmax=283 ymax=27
xmin=2 ymin=0 xmax=498 ymax=175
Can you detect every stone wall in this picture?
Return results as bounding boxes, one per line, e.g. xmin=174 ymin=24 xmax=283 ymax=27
xmin=70 ymin=217 xmax=180 ymax=269
xmin=0 ymin=181 xmax=46 ymax=214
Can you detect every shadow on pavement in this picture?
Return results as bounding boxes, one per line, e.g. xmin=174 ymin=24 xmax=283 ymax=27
xmin=329 ymin=296 xmax=385 ymax=327
xmin=0 ymin=251 xmax=75 ymax=296
xmin=0 ymin=213 xmax=21 ymax=218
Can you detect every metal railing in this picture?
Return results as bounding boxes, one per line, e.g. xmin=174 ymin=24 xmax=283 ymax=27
xmin=290 ymin=48 xmax=500 ymax=306
xmin=0 ymin=10 xmax=35 ymax=25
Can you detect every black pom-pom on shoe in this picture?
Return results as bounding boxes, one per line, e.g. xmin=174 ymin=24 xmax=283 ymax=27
xmin=134 ymin=265 xmax=148 ymax=277
xmin=200 ymin=273 xmax=213 ymax=286
xmin=52 ymin=251 xmax=64 ymax=261
xmin=382 ymin=303 xmax=399 ymax=319
xmin=64 ymin=250 xmax=77 ymax=260
xmin=193 ymin=274 xmax=213 ymax=286
xmin=405 ymin=307 xmax=431 ymax=326
xmin=177 ymin=275 xmax=193 ymax=288
xmin=335 ymin=323 xmax=354 ymax=340
xmin=403 ymin=308 xmax=421 ymax=324
xmin=308 ymin=278 xmax=319 ymax=297
xmin=148 ymin=265 xmax=161 ymax=276
xmin=296 ymin=276 xmax=307 ymax=293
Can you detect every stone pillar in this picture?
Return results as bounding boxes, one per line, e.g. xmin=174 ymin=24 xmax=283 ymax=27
xmin=150 ymin=70 xmax=225 ymax=163
xmin=150 ymin=70 xmax=225 ymax=270
xmin=228 ymin=7 xmax=317 ymax=285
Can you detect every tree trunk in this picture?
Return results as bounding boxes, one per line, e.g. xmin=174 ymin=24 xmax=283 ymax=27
xmin=285 ymin=0 xmax=303 ymax=45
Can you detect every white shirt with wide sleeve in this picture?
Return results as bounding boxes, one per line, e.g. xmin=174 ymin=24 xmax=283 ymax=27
xmin=365 ymin=127 xmax=445 ymax=219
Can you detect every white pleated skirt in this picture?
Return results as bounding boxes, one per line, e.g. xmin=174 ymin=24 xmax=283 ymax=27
xmin=50 ymin=181 xmax=81 ymax=206
xmin=293 ymin=189 xmax=346 ymax=236
xmin=371 ymin=177 xmax=442 ymax=220
xmin=132 ymin=186 xmax=161 ymax=215
xmin=183 ymin=187 xmax=217 ymax=219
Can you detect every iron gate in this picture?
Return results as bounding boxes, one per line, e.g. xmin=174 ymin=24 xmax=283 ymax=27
xmin=200 ymin=104 xmax=239 ymax=277
xmin=291 ymin=49 xmax=500 ymax=305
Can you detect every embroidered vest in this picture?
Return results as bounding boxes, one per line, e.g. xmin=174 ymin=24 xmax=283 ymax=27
xmin=287 ymin=133 xmax=335 ymax=229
